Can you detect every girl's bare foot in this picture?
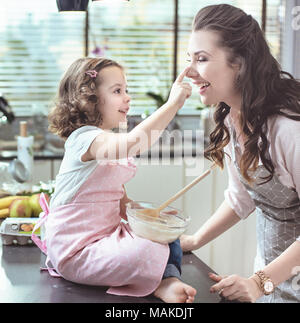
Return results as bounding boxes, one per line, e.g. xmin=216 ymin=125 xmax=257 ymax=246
xmin=154 ymin=277 xmax=197 ymax=303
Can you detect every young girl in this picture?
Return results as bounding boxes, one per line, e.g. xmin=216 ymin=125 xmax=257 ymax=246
xmin=35 ymin=57 xmax=196 ymax=303
xmin=180 ymin=4 xmax=300 ymax=303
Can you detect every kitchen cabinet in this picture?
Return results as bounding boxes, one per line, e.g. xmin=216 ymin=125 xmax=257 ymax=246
xmin=32 ymin=156 xmax=256 ymax=278
xmin=31 ymin=159 xmax=62 ymax=183
xmin=182 ymin=157 xmax=213 ymax=266
xmin=53 ymin=160 xmax=62 ymax=179
xmin=126 ymin=157 xmax=257 ymax=278
xmin=206 ymin=162 xmax=257 ymax=278
xmin=125 ymin=158 xmax=184 ymax=211
xmin=32 ymin=160 xmax=52 ymax=184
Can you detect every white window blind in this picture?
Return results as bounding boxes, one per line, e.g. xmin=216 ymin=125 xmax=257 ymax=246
xmin=89 ymin=0 xmax=174 ymax=116
xmin=0 ymin=0 xmax=85 ymax=116
xmin=0 ymin=0 xmax=284 ymax=117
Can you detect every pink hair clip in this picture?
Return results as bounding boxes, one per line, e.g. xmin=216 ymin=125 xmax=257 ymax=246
xmin=85 ymin=70 xmax=98 ymax=78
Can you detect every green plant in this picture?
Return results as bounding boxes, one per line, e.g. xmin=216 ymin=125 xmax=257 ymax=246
xmin=146 ymin=92 xmax=167 ymax=108
xmin=145 ymin=90 xmax=181 ymax=130
xmin=196 ymin=102 xmax=209 ymax=111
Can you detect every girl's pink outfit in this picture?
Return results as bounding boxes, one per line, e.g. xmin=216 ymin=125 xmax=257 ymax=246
xmin=32 ymin=126 xmax=169 ymax=297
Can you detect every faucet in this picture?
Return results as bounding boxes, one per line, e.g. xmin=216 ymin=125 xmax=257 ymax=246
xmin=0 ymin=94 xmax=15 ymax=125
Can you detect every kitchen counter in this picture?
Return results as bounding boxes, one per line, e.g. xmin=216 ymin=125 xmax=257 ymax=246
xmin=0 ymin=145 xmax=203 ymax=161
xmin=0 ymin=130 xmax=205 ymax=161
xmin=0 ymin=149 xmax=64 ymax=161
xmin=0 ymin=244 xmax=230 ymax=303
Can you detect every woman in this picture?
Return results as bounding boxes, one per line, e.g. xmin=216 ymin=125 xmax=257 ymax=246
xmin=181 ymin=4 xmax=300 ymax=303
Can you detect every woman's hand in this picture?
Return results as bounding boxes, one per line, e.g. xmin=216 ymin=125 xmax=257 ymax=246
xmin=180 ymin=234 xmax=197 ymax=252
xmin=209 ymin=273 xmax=263 ymax=303
xmin=167 ymin=67 xmax=192 ymax=109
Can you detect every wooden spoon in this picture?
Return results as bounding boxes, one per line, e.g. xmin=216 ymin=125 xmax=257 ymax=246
xmin=138 ymin=163 xmax=217 ymax=218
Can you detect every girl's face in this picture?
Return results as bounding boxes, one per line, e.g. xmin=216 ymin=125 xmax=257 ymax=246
xmin=186 ymin=30 xmax=241 ymax=110
xmin=97 ymin=66 xmax=131 ymax=130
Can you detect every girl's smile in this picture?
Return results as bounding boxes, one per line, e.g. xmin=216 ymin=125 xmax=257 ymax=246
xmin=97 ymin=66 xmax=131 ymax=130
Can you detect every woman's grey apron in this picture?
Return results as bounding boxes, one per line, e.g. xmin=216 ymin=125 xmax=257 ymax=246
xmin=230 ymin=128 xmax=300 ymax=303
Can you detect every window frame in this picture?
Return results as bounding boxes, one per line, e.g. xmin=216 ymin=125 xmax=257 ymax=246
xmin=1 ymin=0 xmax=286 ymax=117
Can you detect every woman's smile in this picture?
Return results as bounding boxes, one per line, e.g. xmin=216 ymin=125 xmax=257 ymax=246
xmin=195 ymin=82 xmax=211 ymax=95
xmin=186 ymin=30 xmax=241 ymax=107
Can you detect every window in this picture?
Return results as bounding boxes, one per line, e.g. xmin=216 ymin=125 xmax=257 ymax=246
xmin=178 ymin=0 xmax=284 ymax=113
xmin=0 ymin=0 xmax=85 ymax=116
xmin=89 ymin=0 xmax=174 ymax=115
xmin=0 ymin=0 xmax=285 ymax=117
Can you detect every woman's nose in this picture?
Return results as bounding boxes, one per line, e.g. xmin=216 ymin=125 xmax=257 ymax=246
xmin=186 ymin=63 xmax=199 ymax=79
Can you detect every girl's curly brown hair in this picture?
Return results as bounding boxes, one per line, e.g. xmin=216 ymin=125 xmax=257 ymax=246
xmin=48 ymin=57 xmax=123 ymax=139
xmin=193 ymin=4 xmax=300 ymax=183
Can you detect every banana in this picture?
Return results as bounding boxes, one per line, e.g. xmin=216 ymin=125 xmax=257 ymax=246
xmin=0 ymin=208 xmax=9 ymax=218
xmin=0 ymin=195 xmax=28 ymax=209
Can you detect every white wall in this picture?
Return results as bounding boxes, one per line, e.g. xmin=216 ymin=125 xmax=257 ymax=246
xmin=125 ymin=157 xmax=257 ymax=278
xmin=281 ymin=0 xmax=300 ymax=78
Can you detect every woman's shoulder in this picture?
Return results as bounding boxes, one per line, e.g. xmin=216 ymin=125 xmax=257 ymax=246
xmin=268 ymin=112 xmax=300 ymax=139
xmin=267 ymin=112 xmax=300 ymax=160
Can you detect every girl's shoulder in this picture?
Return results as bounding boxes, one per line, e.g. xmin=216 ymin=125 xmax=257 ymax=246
xmin=65 ymin=125 xmax=103 ymax=148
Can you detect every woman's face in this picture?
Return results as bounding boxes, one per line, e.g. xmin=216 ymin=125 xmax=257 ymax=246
xmin=186 ymin=30 xmax=241 ymax=109
xmin=97 ymin=66 xmax=131 ymax=130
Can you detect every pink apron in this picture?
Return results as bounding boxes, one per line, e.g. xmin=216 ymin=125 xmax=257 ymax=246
xmin=32 ymin=158 xmax=169 ymax=297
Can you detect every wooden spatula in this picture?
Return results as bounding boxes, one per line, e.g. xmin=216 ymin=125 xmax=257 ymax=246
xmin=138 ymin=163 xmax=217 ymax=218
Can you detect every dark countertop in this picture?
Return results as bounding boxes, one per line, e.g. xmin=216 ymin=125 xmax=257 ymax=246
xmin=0 ymin=244 xmax=226 ymax=303
xmin=0 ymin=149 xmax=64 ymax=161
xmin=0 ymin=146 xmax=203 ymax=161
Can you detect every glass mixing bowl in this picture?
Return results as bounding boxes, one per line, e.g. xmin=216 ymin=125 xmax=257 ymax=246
xmin=126 ymin=201 xmax=190 ymax=244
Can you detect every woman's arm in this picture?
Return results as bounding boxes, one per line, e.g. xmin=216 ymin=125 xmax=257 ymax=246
xmin=209 ymin=240 xmax=300 ymax=303
xmin=253 ymin=240 xmax=300 ymax=287
xmin=180 ymin=200 xmax=241 ymax=251
xmin=83 ymin=68 xmax=191 ymax=162
xmin=208 ymin=121 xmax=300 ymax=301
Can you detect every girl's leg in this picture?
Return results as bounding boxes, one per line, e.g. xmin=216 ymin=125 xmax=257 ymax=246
xmin=162 ymin=239 xmax=183 ymax=280
xmin=155 ymin=239 xmax=197 ymax=303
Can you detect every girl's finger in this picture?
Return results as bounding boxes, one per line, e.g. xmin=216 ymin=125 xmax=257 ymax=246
xmin=180 ymin=83 xmax=192 ymax=90
xmin=176 ymin=67 xmax=190 ymax=83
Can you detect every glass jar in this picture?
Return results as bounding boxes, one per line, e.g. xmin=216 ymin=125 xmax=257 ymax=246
xmin=0 ymin=159 xmax=29 ymax=194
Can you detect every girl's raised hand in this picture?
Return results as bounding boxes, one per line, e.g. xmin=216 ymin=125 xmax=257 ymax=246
xmin=167 ymin=67 xmax=192 ymax=109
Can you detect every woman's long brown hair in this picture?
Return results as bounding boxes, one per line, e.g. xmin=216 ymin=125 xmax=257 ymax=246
xmin=193 ymin=4 xmax=300 ymax=183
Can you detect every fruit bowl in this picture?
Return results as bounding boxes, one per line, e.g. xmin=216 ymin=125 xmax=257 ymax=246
xmin=126 ymin=201 xmax=190 ymax=244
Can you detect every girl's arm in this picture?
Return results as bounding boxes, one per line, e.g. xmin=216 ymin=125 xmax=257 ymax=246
xmin=83 ymin=68 xmax=191 ymax=162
